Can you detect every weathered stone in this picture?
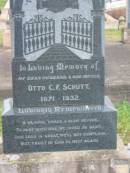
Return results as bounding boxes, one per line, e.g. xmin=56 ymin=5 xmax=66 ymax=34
xmin=0 ymin=136 xmax=130 ymax=173
xmin=2 ymin=0 xmax=117 ymax=154
xmin=2 ymin=97 xmax=116 ymax=153
xmin=12 ymin=58 xmax=104 ymax=107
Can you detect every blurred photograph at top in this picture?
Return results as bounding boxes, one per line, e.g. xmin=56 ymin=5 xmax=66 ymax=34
xmin=106 ymin=0 xmax=126 ymax=19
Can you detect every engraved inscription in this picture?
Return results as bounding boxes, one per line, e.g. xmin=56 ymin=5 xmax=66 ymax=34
xmin=12 ymin=116 xmax=107 ymax=149
xmin=13 ymin=59 xmax=104 ymax=107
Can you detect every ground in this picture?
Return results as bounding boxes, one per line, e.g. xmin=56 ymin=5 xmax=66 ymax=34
xmin=105 ymin=42 xmax=130 ymax=87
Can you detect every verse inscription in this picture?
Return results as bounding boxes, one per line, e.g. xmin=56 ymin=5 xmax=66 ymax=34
xmin=3 ymin=109 xmax=116 ymax=153
xmin=15 ymin=117 xmax=104 ymax=147
xmin=13 ymin=59 xmax=104 ymax=107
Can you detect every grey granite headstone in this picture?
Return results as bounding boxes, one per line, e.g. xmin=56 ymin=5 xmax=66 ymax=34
xmin=2 ymin=0 xmax=117 ymax=153
xmin=11 ymin=0 xmax=105 ymax=107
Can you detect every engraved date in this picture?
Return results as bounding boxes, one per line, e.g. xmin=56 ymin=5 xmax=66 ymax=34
xmin=62 ymin=95 xmax=80 ymax=101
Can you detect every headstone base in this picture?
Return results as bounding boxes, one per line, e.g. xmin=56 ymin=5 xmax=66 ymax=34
xmin=2 ymin=97 xmax=117 ymax=154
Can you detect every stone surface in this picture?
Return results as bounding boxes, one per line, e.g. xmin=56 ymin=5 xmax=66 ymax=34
xmin=2 ymin=0 xmax=117 ymax=154
xmin=1 ymin=43 xmax=130 ymax=102
xmin=12 ymin=58 xmax=104 ymax=107
xmin=2 ymin=97 xmax=116 ymax=153
xmin=0 ymin=135 xmax=130 ymax=173
xmin=10 ymin=0 xmax=105 ymax=107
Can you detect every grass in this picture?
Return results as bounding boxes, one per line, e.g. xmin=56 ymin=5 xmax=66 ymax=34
xmin=117 ymin=101 xmax=130 ymax=145
xmin=0 ymin=30 xmax=3 ymax=47
xmin=105 ymin=29 xmax=122 ymax=42
xmin=0 ymin=0 xmax=6 ymax=10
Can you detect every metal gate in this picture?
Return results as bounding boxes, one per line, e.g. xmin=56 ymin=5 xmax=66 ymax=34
xmin=61 ymin=14 xmax=92 ymax=53
xmin=23 ymin=15 xmax=55 ymax=55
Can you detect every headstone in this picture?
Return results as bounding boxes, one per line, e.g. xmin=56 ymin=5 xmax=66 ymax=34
xmin=2 ymin=0 xmax=117 ymax=153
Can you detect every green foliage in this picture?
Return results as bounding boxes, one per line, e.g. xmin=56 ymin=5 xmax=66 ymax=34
xmin=0 ymin=0 xmax=6 ymax=9
xmin=105 ymin=29 xmax=122 ymax=42
xmin=117 ymin=101 xmax=130 ymax=145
